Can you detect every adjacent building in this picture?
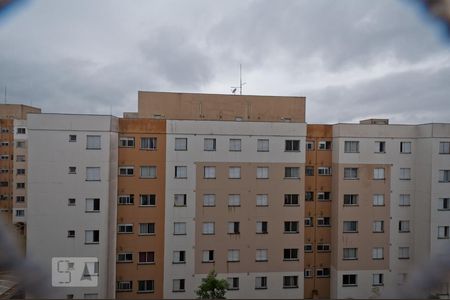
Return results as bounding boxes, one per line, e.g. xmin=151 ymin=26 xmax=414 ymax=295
xmin=22 ymin=92 xmax=450 ymax=299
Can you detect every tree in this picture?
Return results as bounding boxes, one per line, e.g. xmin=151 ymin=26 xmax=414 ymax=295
xmin=196 ymin=270 xmax=228 ymax=299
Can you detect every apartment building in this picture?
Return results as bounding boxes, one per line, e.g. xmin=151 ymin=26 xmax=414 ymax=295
xmin=23 ymin=92 xmax=450 ymax=299
xmin=27 ymin=114 xmax=118 ymax=299
xmin=0 ymin=104 xmax=41 ymax=252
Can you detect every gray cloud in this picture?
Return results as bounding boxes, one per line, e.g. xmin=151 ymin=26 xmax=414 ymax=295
xmin=0 ymin=0 xmax=449 ymax=123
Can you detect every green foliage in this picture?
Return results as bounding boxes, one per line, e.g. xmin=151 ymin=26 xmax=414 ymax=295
xmin=196 ymin=270 xmax=228 ymax=299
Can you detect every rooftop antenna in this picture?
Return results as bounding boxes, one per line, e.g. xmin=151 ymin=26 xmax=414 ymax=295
xmin=231 ymin=64 xmax=246 ymax=95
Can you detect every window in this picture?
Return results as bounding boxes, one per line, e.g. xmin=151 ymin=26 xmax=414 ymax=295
xmin=256 ymin=221 xmax=268 ymax=234
xmin=16 ymin=127 xmax=26 ymax=134
xmin=202 ymin=222 xmax=214 ymax=235
xmin=117 ymin=281 xmax=132 ymax=291
xmin=16 ymin=168 xmax=25 ymax=175
xmin=399 ymin=247 xmax=410 ymax=259
xmin=256 ymin=167 xmax=269 ymax=179
xmin=305 ymin=166 xmax=314 ymax=176
xmin=305 ymin=192 xmax=314 ymax=201
xmin=439 ymin=142 xmax=450 ymax=154
xmin=438 ymin=198 xmax=449 ymax=210
xmin=16 ymin=155 xmax=25 ymax=162
xmin=317 ymin=192 xmax=331 ymax=201
xmin=15 ymin=209 xmax=25 ymax=217
xmin=373 ymin=194 xmax=385 ymax=206
xmin=316 ymin=268 xmax=330 ymax=278
xmin=229 ymin=167 xmax=241 ymax=179
xmin=0 ymin=141 xmax=8 ymax=147
xmin=228 ymin=194 xmax=240 ymax=207
xmin=0 ymin=128 xmax=7 ymax=133
xmin=285 ymin=140 xmax=300 ymax=152
xmin=69 ymin=134 xmax=77 ymax=142
xmin=0 ymin=169 xmax=8 ymax=174
xmin=16 ymin=196 xmax=25 ymax=203
xmin=0 ymin=181 xmax=8 ymax=187
xmin=344 ymin=194 xmax=358 ymax=206
xmin=317 ymin=244 xmax=330 ymax=252
xmin=118 ymin=194 xmax=134 ymax=205
xmin=305 ymin=217 xmax=313 ymax=227
xmin=343 ymin=221 xmax=358 ymax=232
xmin=284 ymin=194 xmax=299 ymax=206
xmin=139 ymin=223 xmax=155 ymax=235
xmin=118 ymin=224 xmax=133 ymax=233
xmin=203 ymin=194 xmax=215 ymax=207
xmin=202 ymin=250 xmax=214 ymax=263
xmin=375 ymin=141 xmax=386 ymax=153
xmin=141 ymin=137 xmax=157 ymax=150
xmin=439 ymin=170 xmax=450 ymax=182
xmin=438 ymin=226 xmax=449 ymax=239
xmin=227 ymin=249 xmax=240 ymax=262
xmin=227 ymin=277 xmax=239 ymax=290
xmin=373 ymin=274 xmax=384 ymax=286
xmin=255 ymin=276 xmax=267 ymax=289
xmin=0 ymin=155 xmax=8 ymax=160
xmin=16 ymin=141 xmax=25 ymax=148
xmin=175 ymin=138 xmax=187 ymax=151
xmin=138 ymin=280 xmax=154 ymax=293
xmin=203 ymin=166 xmax=215 ymax=179
xmin=317 ymin=217 xmax=330 ymax=226
xmin=140 ymin=194 xmax=156 ymax=206
xmin=318 ymin=167 xmax=332 ymax=176
xmin=138 ymin=251 xmax=155 ymax=264
xmin=399 ymin=220 xmax=410 ymax=232
xmin=229 ymin=139 xmax=241 ymax=151
xmin=173 ymin=250 xmax=186 ymax=263
xmin=175 ymin=166 xmax=187 ymax=178
xmin=343 ymin=248 xmax=357 ymax=260
xmin=119 ymin=137 xmax=134 ymax=147
xmin=344 ymin=141 xmax=359 ymax=153
xmin=204 ymin=138 xmax=216 ymax=151
xmin=117 ymin=253 xmax=133 ymax=263
xmin=344 ymin=168 xmax=358 ymax=179
xmin=257 ymin=139 xmax=269 ymax=152
xmin=140 ymin=166 xmax=157 ymax=178
xmin=284 ymin=221 xmax=299 ymax=233
xmin=86 ymin=198 xmax=100 ymax=212
xmin=174 ymin=222 xmax=187 ymax=235
xmin=284 ymin=167 xmax=299 ymax=178
xmin=256 ymin=249 xmax=268 ymax=262
xmin=86 ymin=167 xmax=100 ymax=181
xmin=342 ymin=274 xmax=357 ymax=286
xmin=256 ymin=194 xmax=268 ymax=206
xmin=68 ymin=230 xmax=75 ymax=238
xmin=16 ymin=182 xmax=25 ymax=189
xmin=174 ymin=194 xmax=187 ymax=207
xmin=119 ymin=166 xmax=134 ymax=176
xmin=228 ymin=222 xmax=240 ymax=234
xmin=85 ymin=230 xmax=99 ymax=244
xmin=373 ymin=220 xmax=384 ymax=233
xmin=173 ymin=279 xmax=185 ymax=292
xmin=373 ymin=168 xmax=385 ymax=180
xmin=283 ymin=248 xmax=299 ymax=260
xmin=372 ymin=247 xmax=384 ymax=260
xmin=400 ymin=194 xmax=411 ymax=206
xmin=400 ymin=168 xmax=411 ymax=180
xmin=283 ymin=276 xmax=298 ymax=288
xmin=86 ymin=135 xmax=101 ymax=150
xmin=306 ymin=141 xmax=314 ymax=151
xmin=304 ymin=269 xmax=313 ymax=278
xmin=400 ymin=141 xmax=411 ymax=153
xmin=304 ymin=244 xmax=313 ymax=252
xmin=318 ymin=141 xmax=331 ymax=150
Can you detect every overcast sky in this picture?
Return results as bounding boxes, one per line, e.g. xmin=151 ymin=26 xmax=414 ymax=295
xmin=0 ymin=0 xmax=449 ymax=123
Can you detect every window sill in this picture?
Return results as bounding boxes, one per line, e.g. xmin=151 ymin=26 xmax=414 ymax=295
xmin=316 ymin=275 xmax=330 ymax=278
xmin=256 ymin=177 xmax=269 ymax=180
xmin=85 ymin=180 xmax=101 ymax=182
xmin=344 ymin=178 xmax=359 ymax=180
xmin=375 ymin=152 xmax=386 ymax=154
xmin=283 ymin=286 xmax=299 ymax=289
xmin=117 ymin=261 xmax=133 ymax=264
xmin=85 ymin=210 xmax=100 ymax=213
xmin=373 ymin=231 xmax=384 ymax=233
xmin=437 ymin=208 xmax=450 ymax=211
xmin=137 ymin=291 xmax=154 ymax=294
xmin=343 ymin=258 xmax=358 ymax=260
xmin=229 ymin=150 xmax=241 ymax=152
xmin=372 ymin=258 xmax=384 ymax=260
xmin=255 ymin=287 xmax=268 ymax=290
xmin=256 ymin=260 xmax=268 ymax=262
xmin=400 ymin=179 xmax=411 ymax=181
xmin=317 ymin=250 xmax=331 ymax=253
xmin=400 ymin=152 xmax=411 ymax=154
xmin=228 ymin=177 xmax=241 ymax=179
xmin=437 ymin=237 xmax=450 ymax=239
xmin=256 ymin=205 xmax=269 ymax=207
xmin=228 ymin=233 xmax=240 ymax=235
xmin=343 ymin=231 xmax=358 ymax=233
xmin=139 ymin=205 xmax=156 ymax=207
xmin=119 ymin=175 xmax=134 ymax=177
xmin=285 ymin=150 xmax=300 ymax=153
xmin=342 ymin=284 xmax=358 ymax=287
xmin=284 ymin=177 xmax=300 ymax=180
xmin=438 ymin=181 xmax=450 ymax=183
xmin=137 ymin=262 xmax=155 ymax=265
xmin=116 ymin=290 xmax=132 ymax=293
xmin=174 ymin=205 xmax=187 ymax=208
xmin=257 ymin=150 xmax=269 ymax=153
xmin=317 ymin=225 xmax=331 ymax=227
xmin=140 ymin=148 xmax=157 ymax=151
xmin=86 ymin=148 xmax=101 ymax=150
xmin=373 ymin=178 xmax=385 ymax=180
xmin=138 ymin=233 xmax=156 ymax=236
xmin=118 ymin=146 xmax=135 ymax=148
xmin=84 ymin=242 xmax=99 ymax=245
xmin=174 ymin=149 xmax=187 ymax=151
xmin=284 ymin=232 xmax=299 ymax=234
xmin=140 ymin=177 xmax=157 ymax=179
xmin=343 ymin=204 xmax=359 ymax=207
xmin=399 ymin=204 xmax=411 ymax=207
xmin=284 ymin=204 xmax=300 ymax=207
xmin=175 ymin=177 xmax=187 ymax=179
xmin=256 ymin=232 xmax=268 ymax=234
xmin=283 ymin=259 xmax=299 ymax=261
xmin=203 ymin=177 xmax=216 ymax=179
xmin=203 ymin=205 xmax=216 ymax=207
xmin=173 ymin=233 xmax=187 ymax=236
xmin=372 ymin=284 xmax=384 ymax=287
xmin=373 ymin=205 xmax=385 ymax=207
xmin=118 ymin=232 xmax=134 ymax=234
xmin=228 ymin=205 xmax=240 ymax=208
xmin=227 ymin=260 xmax=240 ymax=263
xmin=399 ymin=231 xmax=410 ymax=233
xmin=201 ymin=261 xmax=214 ymax=263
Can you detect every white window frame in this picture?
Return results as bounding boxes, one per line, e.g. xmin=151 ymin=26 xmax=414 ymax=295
xmin=119 ymin=136 xmax=134 ymax=148
xmin=373 ymin=220 xmax=384 ymax=233
xmin=227 ymin=249 xmax=240 ymax=262
xmin=257 ymin=139 xmax=269 ymax=152
xmin=344 ymin=167 xmax=358 ymax=179
xmin=228 ymin=194 xmax=240 ymax=207
xmin=343 ymin=248 xmax=358 ymax=260
xmin=439 ymin=141 xmax=450 ymax=154
xmin=174 ymin=222 xmax=187 ymax=235
xmin=373 ymin=168 xmax=385 ymax=180
xmin=318 ymin=167 xmax=332 ymax=176
xmin=400 ymin=168 xmax=411 ymax=180
xmin=399 ymin=194 xmax=411 ymax=206
xmin=255 ymin=249 xmax=268 ymax=262
xmin=86 ymin=135 xmax=101 ymax=150
xmin=373 ymin=274 xmax=384 ymax=286
xmin=203 ymin=194 xmax=216 ymax=207
xmin=439 ymin=170 xmax=450 ymax=182
xmin=140 ymin=166 xmax=157 ymax=178
xmin=174 ymin=194 xmax=187 ymax=207
xmin=284 ymin=167 xmax=300 ymax=179
xmin=256 ymin=167 xmax=269 ymax=179
xmin=398 ymin=247 xmax=410 ymax=259
xmin=85 ymin=198 xmax=100 ymax=212
xmin=204 ymin=138 xmax=216 ymax=151
xmin=175 ymin=166 xmax=187 ymax=179
xmin=438 ymin=226 xmax=449 ymax=239
xmin=373 ymin=194 xmax=385 ymax=206
xmin=256 ymin=221 xmax=268 ymax=234
xmin=203 ymin=166 xmax=216 ymax=179
xmin=400 ymin=141 xmax=411 ymax=153
xmin=256 ymin=194 xmax=268 ymax=206
xmin=375 ymin=141 xmax=386 ymax=153
xmin=202 ymin=222 xmax=214 ymax=235
xmin=202 ymin=250 xmax=214 ymax=263
xmin=86 ymin=167 xmax=100 ymax=181
xmin=372 ymin=247 xmax=384 ymax=260
xmin=140 ymin=137 xmax=157 ymax=150
xmin=399 ymin=220 xmax=410 ymax=233
xmin=228 ymin=167 xmax=241 ymax=179
xmin=229 ymin=139 xmax=241 ymax=152
xmin=175 ymin=138 xmax=187 ymax=151
xmin=344 ymin=141 xmax=359 ymax=153
xmin=140 ymin=194 xmax=156 ymax=206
